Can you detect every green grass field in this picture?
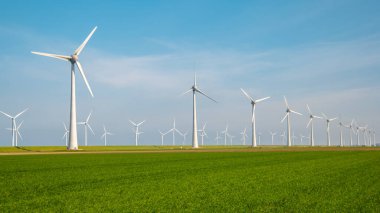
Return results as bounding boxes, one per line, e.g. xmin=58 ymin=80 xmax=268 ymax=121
xmin=0 ymin=150 xmax=379 ymax=212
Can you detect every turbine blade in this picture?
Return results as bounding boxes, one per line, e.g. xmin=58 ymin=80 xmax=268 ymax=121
xmin=181 ymin=89 xmax=193 ymax=96
xmin=306 ymin=104 xmax=312 ymax=114
xmin=240 ymin=88 xmax=254 ymax=102
xmin=76 ymin=61 xmax=94 ymax=97
xmin=63 ymin=122 xmax=68 ymax=131
xmin=17 ymin=121 xmax=24 ymax=129
xmin=283 ymin=96 xmax=289 ymax=108
xmin=314 ymin=116 xmax=323 ymax=119
xmin=194 ymin=72 xmax=197 ymax=87
xmin=137 ymin=120 xmax=145 ymax=126
xmin=195 ymin=88 xmax=217 ymax=102
xmin=290 ymin=110 xmax=303 ymax=116
xmin=18 ymin=131 xmax=23 ymax=141
xmin=307 ymin=119 xmax=312 ymax=128
xmin=255 ymin=96 xmax=270 ymax=103
xmin=330 ymin=117 xmax=338 ymax=121
xmin=321 ymin=113 xmax=328 ymax=119
xmin=74 ymin=26 xmax=97 ymax=56
xmin=129 ymin=120 xmax=137 ymax=126
xmin=31 ymin=51 xmax=71 ymax=61
xmin=0 ymin=111 xmax=12 ymax=118
xmin=15 ymin=108 xmax=28 ymax=118
xmin=281 ymin=113 xmax=289 ymax=123
xmin=87 ymin=124 xmax=95 ymax=135
xmin=86 ymin=111 xmax=92 ymax=123
xmin=77 ymin=122 xmax=86 ymax=125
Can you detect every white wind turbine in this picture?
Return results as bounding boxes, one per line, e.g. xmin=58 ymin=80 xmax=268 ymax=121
xmin=221 ymin=124 xmax=229 ymax=146
xmin=281 ymin=97 xmax=302 ymax=147
xmin=292 ymin=132 xmax=297 ymax=145
xmin=159 ymin=130 xmax=169 ymax=146
xmin=344 ymin=120 xmax=355 ymax=146
xmin=240 ymin=88 xmax=270 ymax=147
xmin=321 ymin=113 xmax=337 ymax=146
xmin=240 ymin=128 xmax=248 ymax=145
xmin=0 ymin=108 xmax=28 ymax=147
xmin=168 ymin=119 xmax=182 ymax=146
xmin=180 ymin=131 xmax=188 ymax=146
xmin=280 ymin=131 xmax=286 ymax=145
xmin=269 ymin=131 xmax=277 ymax=145
xmin=129 ymin=120 xmax=145 ymax=146
xmin=101 ymin=125 xmax=113 ymax=146
xmin=300 ymin=134 xmax=306 ymax=145
xmin=338 ymin=119 xmax=345 ymax=147
xmin=306 ymin=104 xmax=323 ymax=146
xmin=6 ymin=121 xmax=24 ymax=146
xmin=227 ymin=133 xmax=235 ymax=145
xmin=78 ymin=112 xmax=95 ymax=146
xmin=32 ymin=27 xmax=97 ymax=150
xmin=198 ymin=123 xmax=207 ymax=146
xmin=258 ymin=132 xmax=262 ymax=145
xmin=62 ymin=122 xmax=69 ymax=146
xmin=355 ymin=123 xmax=361 ymax=146
xmin=215 ymin=132 xmax=222 ymax=145
xmin=182 ymin=73 xmax=217 ymax=148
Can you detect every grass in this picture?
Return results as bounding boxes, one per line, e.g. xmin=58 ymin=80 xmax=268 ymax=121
xmin=0 ymin=150 xmax=379 ymax=212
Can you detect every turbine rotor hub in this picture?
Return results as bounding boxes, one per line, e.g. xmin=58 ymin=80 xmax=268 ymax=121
xmin=71 ymin=55 xmax=78 ymax=62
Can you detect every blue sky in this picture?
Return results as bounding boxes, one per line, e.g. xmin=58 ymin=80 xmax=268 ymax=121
xmin=0 ymin=0 xmax=379 ymax=146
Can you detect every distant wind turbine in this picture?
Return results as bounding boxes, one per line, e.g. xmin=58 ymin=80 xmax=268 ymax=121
xmin=281 ymin=96 xmax=302 ymax=147
xmin=101 ymin=125 xmax=113 ymax=146
xmin=198 ymin=123 xmax=207 ymax=146
xmin=240 ymin=88 xmax=270 ymax=147
xmin=344 ymin=119 xmax=355 ymax=146
xmin=129 ymin=120 xmax=145 ymax=146
xmin=269 ymin=131 xmax=277 ymax=145
xmin=321 ymin=113 xmax=337 ymax=146
xmin=0 ymin=108 xmax=28 ymax=147
xmin=240 ymin=128 xmax=248 ymax=145
xmin=32 ymin=27 xmax=97 ymax=150
xmin=182 ymin=73 xmax=217 ymax=148
xmin=338 ymin=119 xmax=345 ymax=147
xmin=159 ymin=130 xmax=169 ymax=146
xmin=168 ymin=119 xmax=182 ymax=146
xmin=6 ymin=121 xmax=24 ymax=146
xmin=215 ymin=132 xmax=222 ymax=145
xmin=78 ymin=111 xmax=95 ymax=146
xmin=306 ymin=104 xmax=322 ymax=146
xmin=62 ymin=122 xmax=69 ymax=146
xmin=221 ymin=124 xmax=229 ymax=146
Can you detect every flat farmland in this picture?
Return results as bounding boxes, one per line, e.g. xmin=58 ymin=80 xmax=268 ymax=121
xmin=0 ymin=149 xmax=379 ymax=212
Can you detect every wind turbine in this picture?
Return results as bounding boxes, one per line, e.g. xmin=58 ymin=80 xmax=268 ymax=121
xmin=344 ymin=120 xmax=355 ymax=146
xmin=280 ymin=131 xmax=286 ymax=145
xmin=6 ymin=121 xmax=24 ymax=146
xmin=182 ymin=73 xmax=217 ymax=148
xmin=258 ymin=132 xmax=262 ymax=145
xmin=78 ymin=111 xmax=95 ymax=146
xmin=227 ymin=133 xmax=235 ymax=145
xmin=0 ymin=108 xmax=28 ymax=147
xmin=129 ymin=120 xmax=145 ymax=146
xmin=101 ymin=125 xmax=113 ymax=146
xmin=306 ymin=104 xmax=322 ymax=146
xmin=281 ymin=96 xmax=302 ymax=147
xmin=180 ymin=131 xmax=188 ymax=146
xmin=62 ymin=122 xmax=69 ymax=146
xmin=269 ymin=131 xmax=277 ymax=145
xmin=215 ymin=132 xmax=222 ymax=145
xmin=241 ymin=88 xmax=270 ymax=147
xmin=355 ymin=123 xmax=361 ymax=146
xmin=198 ymin=123 xmax=207 ymax=146
xmin=240 ymin=128 xmax=248 ymax=145
xmin=221 ymin=124 xmax=229 ymax=146
xmin=300 ymin=134 xmax=306 ymax=145
xmin=291 ymin=132 xmax=297 ymax=145
xmin=338 ymin=120 xmax=345 ymax=147
xmin=321 ymin=113 xmax=337 ymax=146
xmin=32 ymin=27 xmax=97 ymax=150
xmin=159 ymin=130 xmax=169 ymax=146
xmin=168 ymin=119 xmax=182 ymax=146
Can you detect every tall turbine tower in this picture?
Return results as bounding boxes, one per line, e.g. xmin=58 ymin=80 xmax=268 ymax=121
xmin=269 ymin=131 xmax=277 ymax=145
xmin=78 ymin=111 xmax=95 ymax=146
xmin=321 ymin=113 xmax=337 ymax=146
xmin=306 ymin=104 xmax=322 ymax=146
xmin=168 ymin=119 xmax=182 ymax=146
xmin=129 ymin=120 xmax=145 ymax=146
xmin=32 ymin=27 xmax=97 ymax=150
xmin=182 ymin=73 xmax=216 ymax=148
xmin=240 ymin=88 xmax=270 ymax=147
xmin=338 ymin=120 xmax=345 ymax=147
xmin=281 ymin=97 xmax=302 ymax=147
xmin=0 ymin=108 xmax=28 ymax=147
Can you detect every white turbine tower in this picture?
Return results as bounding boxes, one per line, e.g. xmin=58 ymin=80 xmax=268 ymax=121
xmin=281 ymin=97 xmax=302 ymax=147
xmin=6 ymin=121 xmax=24 ymax=146
xmin=321 ymin=113 xmax=337 ymax=146
xmin=240 ymin=88 xmax=270 ymax=147
xmin=182 ymin=73 xmax=217 ymax=148
xmin=240 ymin=128 xmax=248 ymax=145
xmin=338 ymin=120 xmax=345 ymax=147
xmin=306 ymin=104 xmax=322 ymax=147
xmin=129 ymin=120 xmax=145 ymax=146
xmin=344 ymin=120 xmax=355 ymax=146
xmin=280 ymin=131 xmax=286 ymax=145
xmin=78 ymin=112 xmax=95 ymax=146
xmin=269 ymin=131 xmax=277 ymax=145
xmin=32 ymin=27 xmax=97 ymax=150
xmin=198 ymin=123 xmax=207 ymax=146
xmin=62 ymin=122 xmax=69 ymax=146
xmin=215 ymin=132 xmax=222 ymax=145
xmin=180 ymin=131 xmax=188 ymax=146
xmin=221 ymin=125 xmax=229 ymax=146
xmin=101 ymin=125 xmax=113 ymax=146
xmin=168 ymin=119 xmax=182 ymax=146
xmin=0 ymin=108 xmax=28 ymax=147
xmin=258 ymin=132 xmax=262 ymax=145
